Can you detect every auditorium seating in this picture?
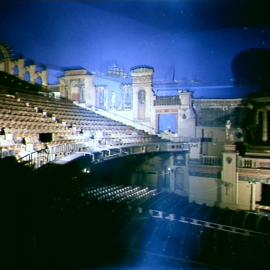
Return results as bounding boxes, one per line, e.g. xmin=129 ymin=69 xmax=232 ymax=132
xmin=28 ymin=168 xmax=270 ymax=270
xmin=51 ymin=184 xmax=157 ymax=213
xmin=0 ymin=79 xmax=162 ymax=160
xmin=120 ymin=212 xmax=269 ymax=269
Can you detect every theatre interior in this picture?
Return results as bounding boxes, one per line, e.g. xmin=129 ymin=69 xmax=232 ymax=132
xmin=1 ymin=36 xmax=270 ymax=269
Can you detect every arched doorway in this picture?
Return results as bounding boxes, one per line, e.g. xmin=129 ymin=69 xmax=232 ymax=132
xmin=24 ymin=71 xmax=30 ymax=82
xmin=36 ymin=76 xmax=42 ymax=85
xmin=71 ymin=84 xmax=80 ymax=101
xmin=138 ymin=89 xmax=146 ymax=120
xmin=13 ymin=65 xmax=19 ymax=77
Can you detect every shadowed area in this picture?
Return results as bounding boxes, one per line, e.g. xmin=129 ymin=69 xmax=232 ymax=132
xmin=232 ymin=48 xmax=270 ymax=87
xmin=3 ymin=155 xmax=270 ymax=270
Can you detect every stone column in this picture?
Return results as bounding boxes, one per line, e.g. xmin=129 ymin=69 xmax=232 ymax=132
xmin=250 ymin=181 xmax=256 ymax=211
xmin=255 ymin=110 xmax=259 ymax=125
xmin=262 ymin=110 xmax=268 ymax=142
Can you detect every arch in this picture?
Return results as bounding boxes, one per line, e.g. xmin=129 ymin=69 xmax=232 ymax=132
xmin=13 ymin=65 xmax=19 ymax=77
xmin=36 ymin=76 xmax=42 ymax=85
xmin=71 ymin=86 xmax=80 ymax=101
xmin=138 ymin=89 xmax=146 ymax=104
xmin=137 ymin=89 xmax=146 ymax=120
xmin=24 ymin=71 xmax=30 ymax=82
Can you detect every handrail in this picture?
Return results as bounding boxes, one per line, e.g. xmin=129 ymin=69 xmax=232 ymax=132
xmin=18 ymin=148 xmax=49 ymax=168
xmin=18 ymin=148 xmax=47 ymax=162
xmin=17 ymin=142 xmax=91 ymax=169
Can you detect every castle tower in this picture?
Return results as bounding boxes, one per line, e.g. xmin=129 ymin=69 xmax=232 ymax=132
xmin=130 ymin=66 xmax=155 ymax=130
xmin=178 ymin=90 xmax=196 ymax=138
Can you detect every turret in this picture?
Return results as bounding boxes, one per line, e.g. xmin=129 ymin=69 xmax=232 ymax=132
xmin=130 ymin=66 xmax=155 ymax=129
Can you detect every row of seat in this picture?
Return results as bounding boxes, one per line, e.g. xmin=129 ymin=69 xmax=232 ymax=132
xmin=0 ymin=88 xmax=162 ymax=159
xmin=121 ymin=211 xmax=269 ymax=268
xmin=49 ymin=179 xmax=270 ymax=235
xmin=43 ymin=172 xmax=270 ymax=270
xmin=138 ymin=192 xmax=270 ymax=233
xmin=52 ymin=184 xmax=157 ymax=212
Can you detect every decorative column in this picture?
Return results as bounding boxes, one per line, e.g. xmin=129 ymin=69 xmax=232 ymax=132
xmin=262 ymin=110 xmax=268 ymax=142
xmin=255 ymin=110 xmax=259 ymax=125
xmin=250 ymin=181 xmax=256 ymax=211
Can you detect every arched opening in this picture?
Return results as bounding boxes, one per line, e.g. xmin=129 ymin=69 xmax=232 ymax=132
xmin=261 ymin=184 xmax=270 ymax=206
xmin=13 ymin=65 xmax=19 ymax=77
xmin=71 ymin=86 xmax=80 ymax=102
xmin=24 ymin=71 xmax=30 ymax=82
xmin=137 ymin=89 xmax=146 ymax=120
xmin=36 ymin=76 xmax=42 ymax=85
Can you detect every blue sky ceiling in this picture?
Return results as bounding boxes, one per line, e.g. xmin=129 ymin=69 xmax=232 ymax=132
xmin=1 ymin=0 xmax=270 ymax=98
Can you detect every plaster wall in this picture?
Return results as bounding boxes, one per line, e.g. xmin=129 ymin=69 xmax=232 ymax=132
xmin=189 ymin=175 xmax=220 ymax=206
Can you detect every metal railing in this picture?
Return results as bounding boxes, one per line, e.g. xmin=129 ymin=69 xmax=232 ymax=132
xmin=17 ymin=141 xmax=190 ymax=169
xmin=18 ymin=142 xmax=91 ymax=169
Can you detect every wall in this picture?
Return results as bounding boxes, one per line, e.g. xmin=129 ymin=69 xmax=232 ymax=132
xmin=195 ymin=126 xmax=225 ymax=156
xmin=189 ymin=176 xmax=220 ymax=206
xmin=237 ymin=181 xmax=252 ymax=210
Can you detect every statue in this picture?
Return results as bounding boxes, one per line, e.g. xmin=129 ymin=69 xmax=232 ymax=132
xmin=225 ymin=120 xmax=234 ymax=142
xmin=184 ymin=108 xmax=195 ymax=119
xmin=138 ymin=90 xmax=146 ymax=104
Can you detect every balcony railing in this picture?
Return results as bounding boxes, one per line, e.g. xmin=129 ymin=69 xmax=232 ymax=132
xmin=17 ymin=141 xmax=190 ymax=169
xmin=190 ymin=155 xmax=222 ymax=166
xmin=18 ymin=142 xmax=91 ymax=168
xmin=238 ymin=157 xmax=270 ymax=169
xmin=200 ymin=155 xmax=222 ymax=166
